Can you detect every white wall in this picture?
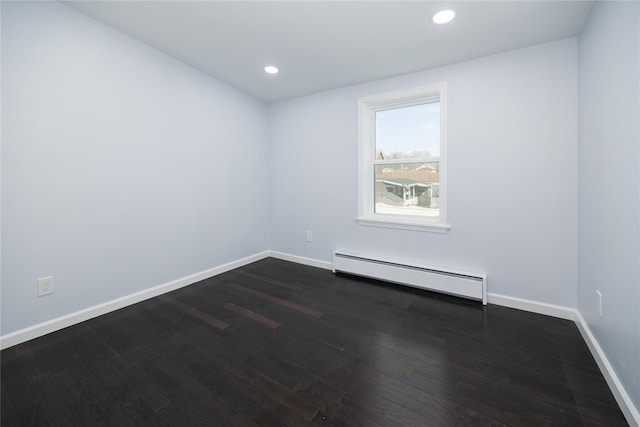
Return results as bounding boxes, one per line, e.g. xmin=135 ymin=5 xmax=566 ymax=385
xmin=1 ymin=1 xmax=269 ymax=334
xmin=578 ymin=0 xmax=640 ymax=416
xmin=269 ymin=38 xmax=578 ymax=307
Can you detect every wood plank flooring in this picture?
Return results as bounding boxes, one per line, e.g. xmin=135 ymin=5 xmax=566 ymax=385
xmin=1 ymin=258 xmax=628 ymax=426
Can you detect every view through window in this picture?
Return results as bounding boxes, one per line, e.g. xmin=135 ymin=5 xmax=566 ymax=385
xmin=374 ymin=101 xmax=440 ymax=217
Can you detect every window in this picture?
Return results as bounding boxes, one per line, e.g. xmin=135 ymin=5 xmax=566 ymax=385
xmin=357 ymin=83 xmax=449 ymax=232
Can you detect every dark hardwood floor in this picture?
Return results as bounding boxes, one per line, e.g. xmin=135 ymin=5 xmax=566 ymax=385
xmin=1 ymin=258 xmax=628 ymax=426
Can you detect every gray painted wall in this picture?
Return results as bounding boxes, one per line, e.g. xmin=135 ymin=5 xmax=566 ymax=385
xmin=1 ymin=2 xmax=270 ymax=334
xmin=578 ymin=1 xmax=640 ymax=414
xmin=269 ymin=38 xmax=579 ymax=307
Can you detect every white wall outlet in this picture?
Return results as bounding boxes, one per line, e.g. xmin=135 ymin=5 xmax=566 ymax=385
xmin=306 ymin=230 xmax=313 ymax=242
xmin=596 ymin=290 xmax=602 ymax=317
xmin=38 ymin=276 xmax=54 ymax=297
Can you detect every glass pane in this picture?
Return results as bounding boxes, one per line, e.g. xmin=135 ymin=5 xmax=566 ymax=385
xmin=375 ymin=102 xmax=439 ymax=160
xmin=374 ymin=162 xmax=440 ymax=217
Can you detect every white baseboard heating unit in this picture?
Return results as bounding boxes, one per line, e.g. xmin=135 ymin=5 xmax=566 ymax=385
xmin=333 ymin=251 xmax=487 ymax=305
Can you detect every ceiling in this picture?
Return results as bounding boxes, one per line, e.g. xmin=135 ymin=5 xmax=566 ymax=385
xmin=64 ymin=1 xmax=593 ymax=103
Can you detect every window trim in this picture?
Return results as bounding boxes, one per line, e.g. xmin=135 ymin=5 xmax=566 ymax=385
xmin=356 ymin=83 xmax=450 ymax=232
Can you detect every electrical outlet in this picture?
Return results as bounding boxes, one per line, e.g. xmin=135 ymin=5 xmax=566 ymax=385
xmin=306 ymin=230 xmax=313 ymax=242
xmin=596 ymin=290 xmax=602 ymax=317
xmin=38 ymin=276 xmax=54 ymax=297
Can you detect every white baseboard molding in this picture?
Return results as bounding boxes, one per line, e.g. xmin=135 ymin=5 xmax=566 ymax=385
xmin=487 ymin=292 xmax=577 ymax=321
xmin=575 ymin=311 xmax=640 ymax=427
xmin=0 ymin=251 xmax=271 ymax=350
xmin=268 ymin=250 xmax=333 ymax=270
xmin=267 ymin=253 xmax=577 ymax=320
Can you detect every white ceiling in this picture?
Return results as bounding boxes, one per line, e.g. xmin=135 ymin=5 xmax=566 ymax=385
xmin=63 ymin=1 xmax=593 ymax=103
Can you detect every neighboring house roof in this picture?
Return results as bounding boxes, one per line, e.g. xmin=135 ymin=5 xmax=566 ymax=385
xmin=379 ymin=169 xmax=440 ymax=184
xmin=377 ymin=178 xmax=433 ymax=188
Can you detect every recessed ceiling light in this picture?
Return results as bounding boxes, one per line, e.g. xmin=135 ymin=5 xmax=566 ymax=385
xmin=264 ymin=65 xmax=279 ymax=74
xmin=432 ymin=9 xmax=455 ymax=25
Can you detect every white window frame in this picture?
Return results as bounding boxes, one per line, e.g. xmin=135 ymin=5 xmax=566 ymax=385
xmin=356 ymin=83 xmax=450 ymax=232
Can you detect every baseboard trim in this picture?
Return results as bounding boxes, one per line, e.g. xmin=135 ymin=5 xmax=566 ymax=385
xmin=487 ymin=292 xmax=576 ymax=321
xmin=575 ymin=311 xmax=640 ymax=427
xmin=266 ymin=254 xmax=578 ymax=320
xmin=0 ymin=251 xmax=271 ymax=350
xmin=268 ymin=250 xmax=333 ymax=270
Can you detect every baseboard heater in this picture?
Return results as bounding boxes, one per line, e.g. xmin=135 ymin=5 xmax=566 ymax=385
xmin=333 ymin=251 xmax=487 ymax=305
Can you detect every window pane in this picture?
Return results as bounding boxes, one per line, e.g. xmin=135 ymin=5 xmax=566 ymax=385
xmin=374 ymin=162 xmax=440 ymax=216
xmin=375 ymin=102 xmax=439 ymax=160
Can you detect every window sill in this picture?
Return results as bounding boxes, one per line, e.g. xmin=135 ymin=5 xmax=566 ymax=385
xmin=355 ymin=216 xmax=451 ymax=233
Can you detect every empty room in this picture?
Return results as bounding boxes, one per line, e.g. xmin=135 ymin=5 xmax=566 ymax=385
xmin=1 ymin=0 xmax=639 ymax=425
